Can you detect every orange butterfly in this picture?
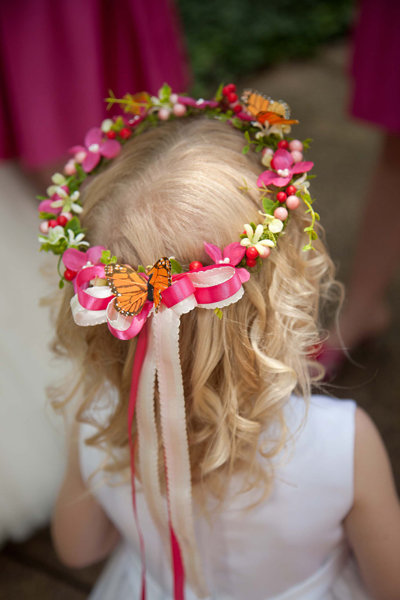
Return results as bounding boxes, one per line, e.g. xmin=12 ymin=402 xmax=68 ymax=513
xmin=105 ymin=258 xmax=172 ymax=316
xmin=241 ymin=90 xmax=299 ymax=127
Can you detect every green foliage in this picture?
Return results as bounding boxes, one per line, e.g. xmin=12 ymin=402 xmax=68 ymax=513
xmin=262 ymin=196 xmax=278 ymax=215
xmin=170 ymin=258 xmax=183 ymax=274
xmin=100 ymin=250 xmax=118 ymax=265
xmin=177 ymin=0 xmax=354 ymax=95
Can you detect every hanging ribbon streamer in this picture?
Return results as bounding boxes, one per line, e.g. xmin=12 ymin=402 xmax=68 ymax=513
xmin=70 ymin=263 xmax=249 ymax=599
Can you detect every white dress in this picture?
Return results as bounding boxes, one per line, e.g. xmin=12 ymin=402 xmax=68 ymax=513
xmin=79 ymin=393 xmax=373 ymax=599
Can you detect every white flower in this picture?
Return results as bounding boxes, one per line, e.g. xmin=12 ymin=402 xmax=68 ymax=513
xmin=47 ymin=173 xmax=68 ymax=197
xmin=268 ymin=219 xmax=284 ymax=234
xmin=101 ymin=118 xmax=113 ymax=133
xmin=67 ymin=230 xmax=89 ymax=247
xmin=293 ymin=173 xmax=310 ymax=195
xmin=50 ymin=189 xmax=82 ymax=214
xmin=268 ymin=123 xmax=292 ymax=138
xmin=39 ymin=226 xmax=66 ymax=245
xmin=240 ymin=223 xmax=275 ymax=256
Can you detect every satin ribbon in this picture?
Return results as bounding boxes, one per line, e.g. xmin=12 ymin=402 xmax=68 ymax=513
xmin=70 ymin=263 xmax=246 ymax=598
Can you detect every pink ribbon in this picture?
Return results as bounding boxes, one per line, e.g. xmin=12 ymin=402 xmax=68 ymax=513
xmin=69 ymin=262 xmax=247 ymax=599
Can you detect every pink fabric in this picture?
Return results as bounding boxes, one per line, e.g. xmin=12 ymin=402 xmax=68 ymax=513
xmin=127 ymin=323 xmax=149 ymax=600
xmin=0 ymin=0 xmax=190 ymax=169
xmin=76 ymin=265 xmax=112 ymax=311
xmin=350 ymin=0 xmax=400 ymax=133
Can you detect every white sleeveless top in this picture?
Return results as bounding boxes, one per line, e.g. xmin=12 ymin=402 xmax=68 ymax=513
xmin=80 ymin=394 xmax=372 ymax=599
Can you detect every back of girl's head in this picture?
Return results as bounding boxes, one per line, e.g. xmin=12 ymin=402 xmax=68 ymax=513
xmin=54 ymin=116 xmax=337 ymax=498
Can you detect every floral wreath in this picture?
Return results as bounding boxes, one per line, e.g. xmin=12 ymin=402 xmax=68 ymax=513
xmin=38 ymin=83 xmax=318 ymax=289
xmin=37 ymin=83 xmax=319 ymax=600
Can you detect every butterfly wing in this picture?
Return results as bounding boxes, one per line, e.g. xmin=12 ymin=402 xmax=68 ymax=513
xmin=147 ymin=257 xmax=172 ymax=311
xmin=241 ymin=89 xmax=298 ymax=126
xmin=241 ymin=90 xmax=272 ymax=119
xmin=105 ymin=264 xmax=148 ymax=316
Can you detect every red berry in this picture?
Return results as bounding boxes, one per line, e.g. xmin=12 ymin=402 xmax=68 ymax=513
xmin=222 ymin=85 xmax=230 ymax=96
xmin=277 ymin=191 xmax=287 ymax=203
xmin=246 ymin=257 xmax=257 ymax=268
xmin=286 ymin=185 xmax=296 ymax=196
xmin=233 ymin=104 xmax=242 ymax=114
xmin=56 ymin=215 xmax=68 ymax=227
xmin=278 ymin=140 xmax=289 ymax=150
xmin=246 ymin=246 xmax=259 ymax=259
xmin=64 ymin=269 xmax=77 ymax=281
xmin=226 ymin=83 xmax=236 ymax=93
xmin=48 ymin=219 xmax=57 ymax=228
xmin=189 ymin=261 xmax=203 ymax=272
xmin=106 ymin=130 xmax=116 ymax=139
xmin=119 ymin=127 xmax=131 ymax=139
xmin=270 ymin=158 xmax=276 ymax=170
xmin=227 ymin=92 xmax=238 ymax=104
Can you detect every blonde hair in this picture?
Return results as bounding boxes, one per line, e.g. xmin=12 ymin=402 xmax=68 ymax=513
xmin=52 ymin=117 xmax=338 ymax=502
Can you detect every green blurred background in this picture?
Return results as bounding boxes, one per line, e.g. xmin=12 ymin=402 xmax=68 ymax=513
xmin=177 ymin=0 xmax=355 ymax=96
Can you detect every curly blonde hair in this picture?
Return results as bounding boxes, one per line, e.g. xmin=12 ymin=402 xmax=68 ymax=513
xmin=51 ymin=117 xmax=338 ymax=503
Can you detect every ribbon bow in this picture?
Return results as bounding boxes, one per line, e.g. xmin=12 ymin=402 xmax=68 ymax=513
xmin=70 ymin=262 xmax=247 ymax=599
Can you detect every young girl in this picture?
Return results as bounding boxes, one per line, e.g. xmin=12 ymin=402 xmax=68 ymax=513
xmin=42 ymin=85 xmax=400 ymax=599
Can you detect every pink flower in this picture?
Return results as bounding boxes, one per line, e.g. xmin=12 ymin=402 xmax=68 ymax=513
xmin=257 ymin=149 xmax=313 ymax=188
xmin=204 ymin=242 xmax=250 ymax=283
xmin=70 ymin=128 xmax=121 ymax=173
xmin=62 ymin=245 xmax=105 ymax=272
xmin=38 ymin=197 xmax=62 ymax=215
xmin=62 ymin=246 xmax=106 ymax=292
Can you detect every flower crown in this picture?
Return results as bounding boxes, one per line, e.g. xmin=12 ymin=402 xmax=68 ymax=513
xmin=38 ymin=83 xmax=318 ymax=297
xmin=37 ymin=83 xmax=319 ymax=599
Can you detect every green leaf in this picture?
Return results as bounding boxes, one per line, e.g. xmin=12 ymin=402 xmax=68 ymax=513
xmin=65 ymin=216 xmax=81 ymax=233
xmin=159 ymin=83 xmax=172 ymax=101
xmin=170 ymin=258 xmax=183 ymax=274
xmin=214 ymin=307 xmax=223 ymax=320
xmin=137 ymin=265 xmax=146 ymax=273
xmin=242 ymin=145 xmax=250 ymax=154
xmin=262 ymin=196 xmax=276 ymax=214
xmin=59 ymin=279 xmax=65 ymax=289
xmin=100 ymin=249 xmax=118 ymax=265
xmin=39 ymin=211 xmax=57 ymax=220
xmin=214 ymin=83 xmax=224 ymax=102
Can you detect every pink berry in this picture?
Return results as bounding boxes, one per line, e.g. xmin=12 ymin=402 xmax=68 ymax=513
xmin=170 ymin=94 xmax=178 ymax=103
xmin=246 ymin=246 xmax=259 ymax=259
xmin=258 ymin=246 xmax=271 ymax=259
xmin=39 ymin=221 xmax=49 ymax=234
xmin=64 ymin=159 xmax=76 ymax=176
xmin=278 ymin=140 xmax=289 ymax=150
xmin=189 ymin=261 xmax=203 ymax=272
xmin=289 ymin=139 xmax=303 ymax=152
xmin=274 ymin=207 xmax=288 ymax=221
xmin=173 ymin=103 xmax=187 ymax=117
xmin=75 ymin=151 xmax=86 ymax=163
xmin=276 ymin=191 xmax=287 ymax=203
xmin=158 ymin=108 xmax=171 ymax=120
xmin=286 ymin=195 xmax=300 ymax=210
xmin=291 ymin=150 xmax=303 ymax=163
